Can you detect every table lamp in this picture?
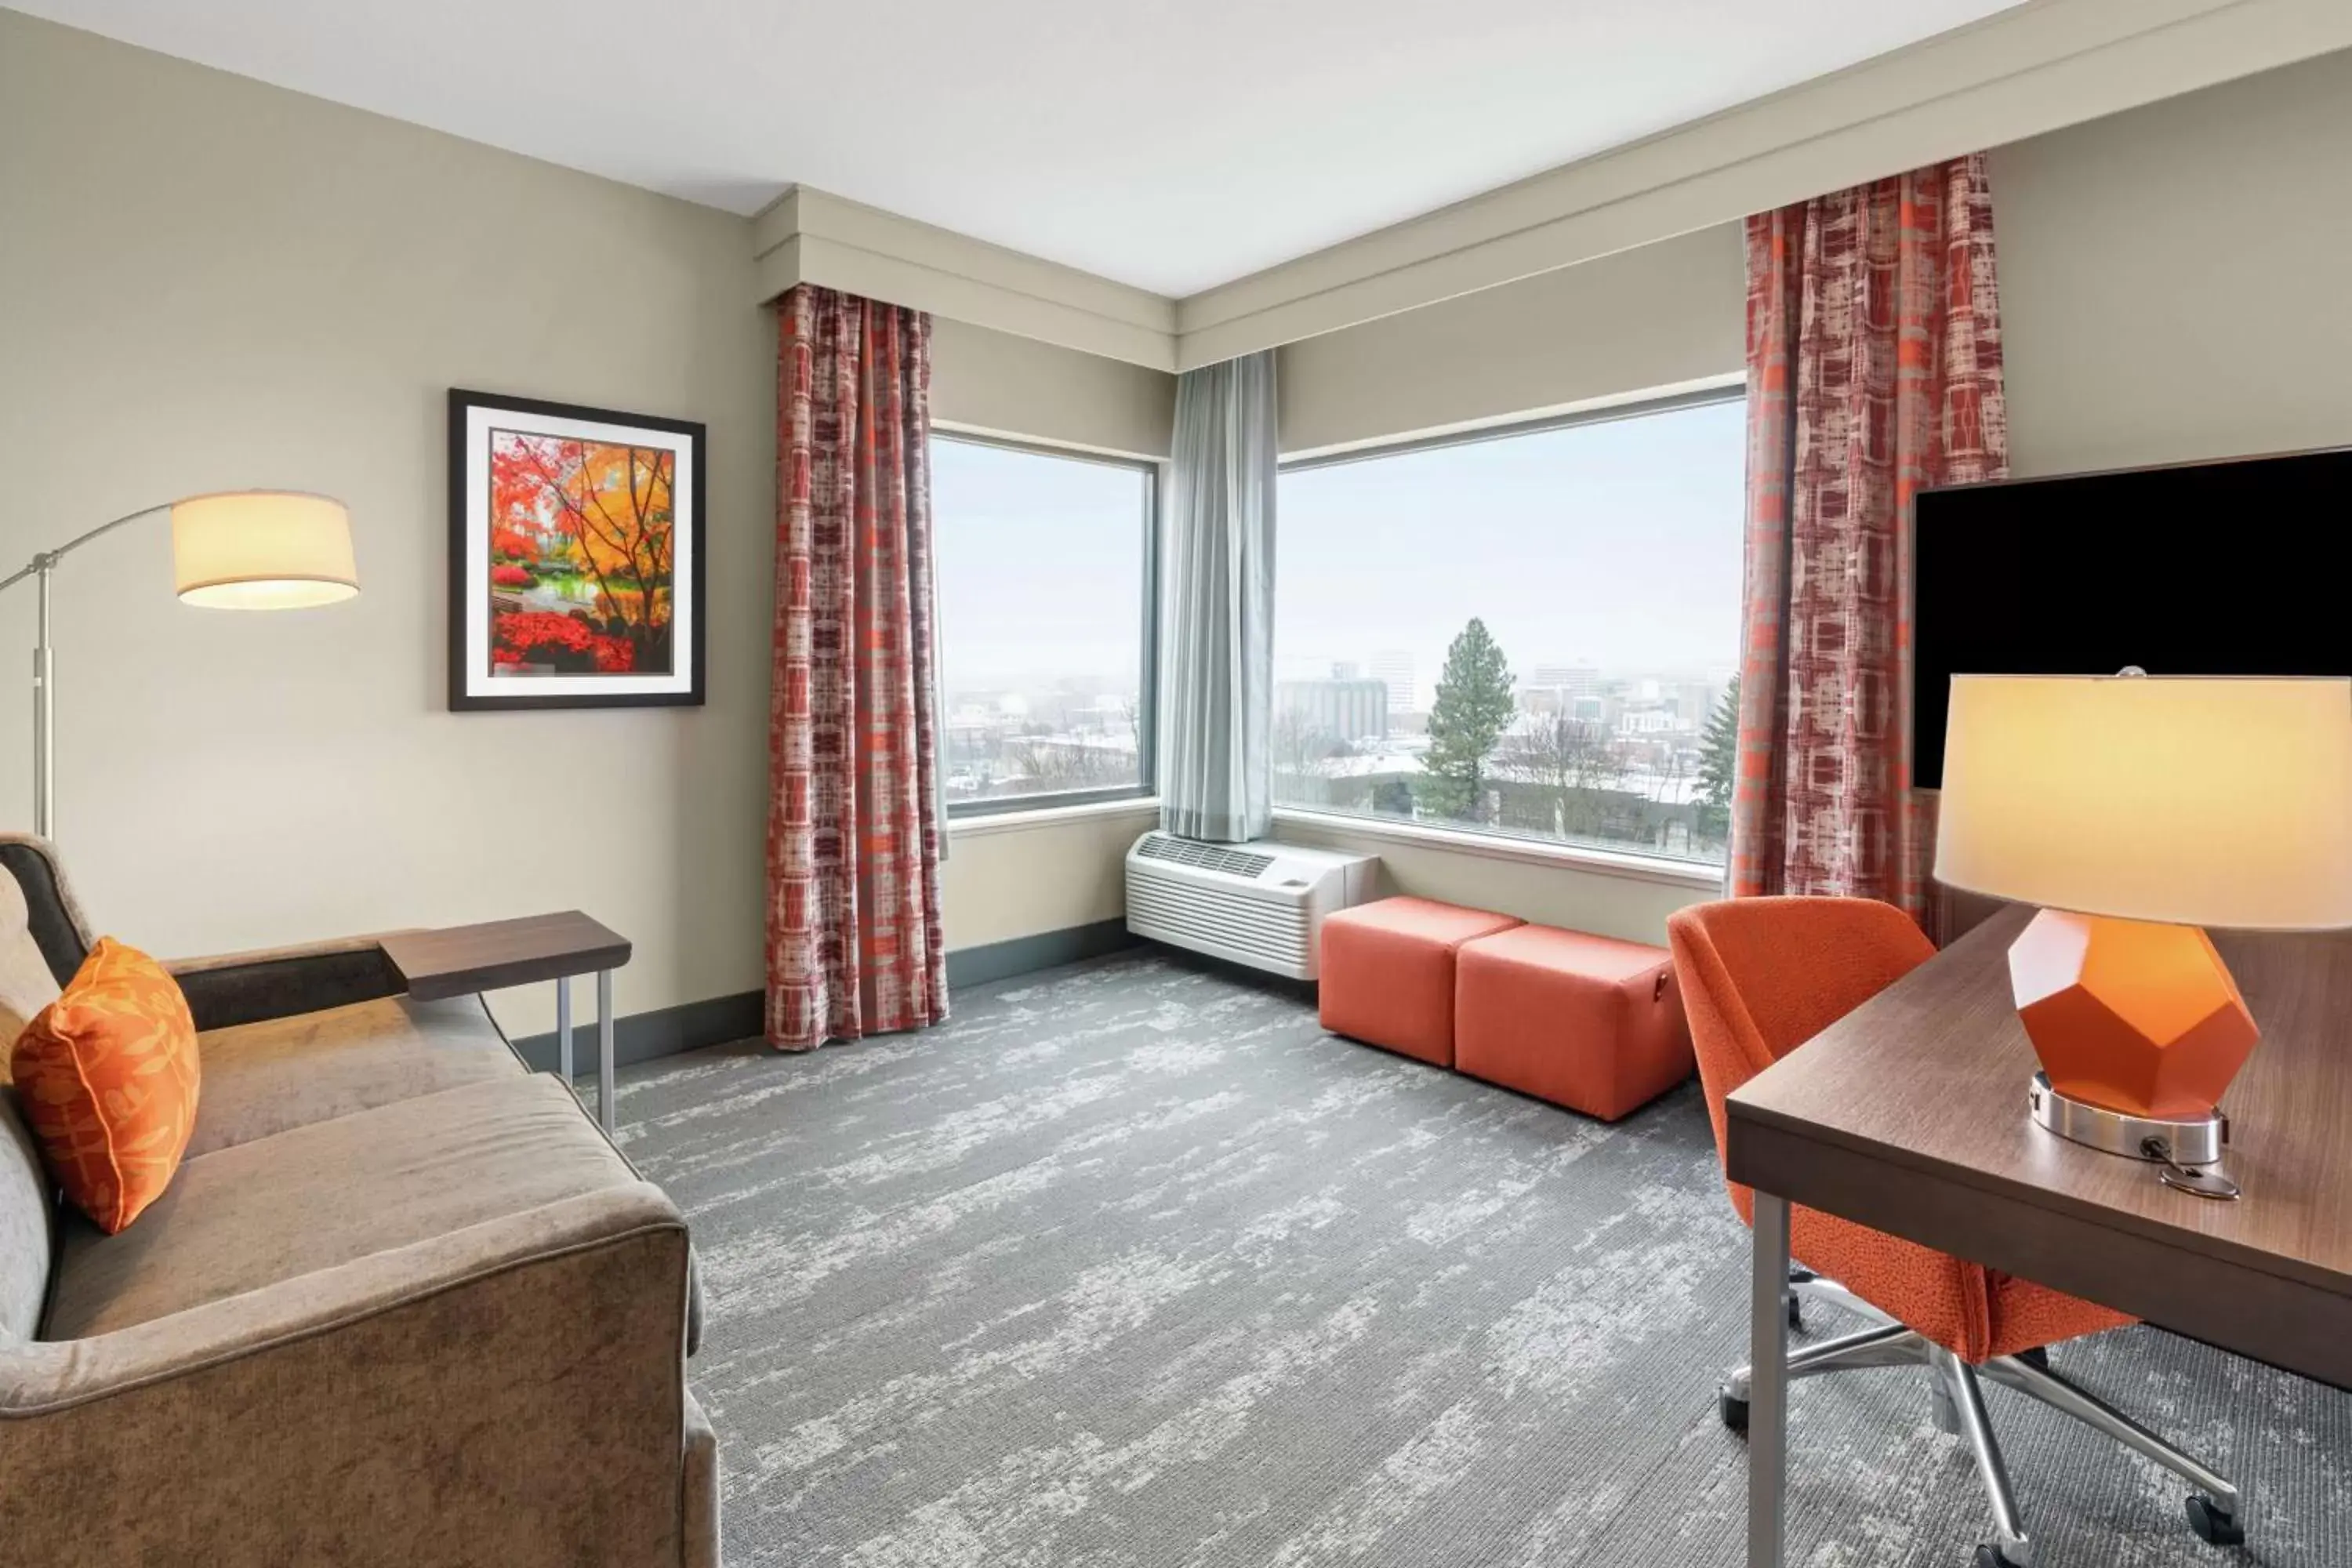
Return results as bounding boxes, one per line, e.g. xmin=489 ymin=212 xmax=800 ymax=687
xmin=1 ymin=491 xmax=358 ymax=840
xmin=1933 ymin=671 xmax=2352 ymax=1200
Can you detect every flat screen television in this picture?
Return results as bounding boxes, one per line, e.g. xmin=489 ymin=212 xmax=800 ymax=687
xmin=1912 ymin=445 xmax=2352 ymax=789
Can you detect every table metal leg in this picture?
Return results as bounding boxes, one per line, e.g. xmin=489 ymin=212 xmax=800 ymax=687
xmin=555 ymin=975 xmax=572 ymax=1084
xmin=1748 ymin=1190 xmax=1791 ymax=1568
xmin=597 ymin=967 xmax=615 ymax=1133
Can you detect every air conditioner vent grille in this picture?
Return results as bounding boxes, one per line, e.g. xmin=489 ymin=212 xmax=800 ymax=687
xmin=1135 ymin=833 xmax=1274 ymax=879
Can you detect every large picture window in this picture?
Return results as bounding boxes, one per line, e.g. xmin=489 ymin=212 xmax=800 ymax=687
xmin=932 ymin=434 xmax=1155 ymax=814
xmin=1273 ymin=393 xmax=1744 ymax=864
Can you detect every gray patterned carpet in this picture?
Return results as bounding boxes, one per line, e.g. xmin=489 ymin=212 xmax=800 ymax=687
xmin=612 ymin=951 xmax=2350 ymax=1567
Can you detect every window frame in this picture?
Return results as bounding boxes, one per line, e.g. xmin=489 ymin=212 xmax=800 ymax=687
xmin=931 ymin=426 xmax=1162 ymax=820
xmin=1272 ymin=383 xmax=1747 ymax=872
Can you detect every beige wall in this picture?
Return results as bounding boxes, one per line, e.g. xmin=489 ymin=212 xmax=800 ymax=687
xmin=1276 ymin=38 xmax=2352 ymax=470
xmin=933 ymin=318 xmax=1175 ymax=460
xmin=942 ymin=803 xmax=1161 ymax=951
xmin=1272 ymin=816 xmax=1712 ymax=946
xmin=0 ymin=14 xmax=772 ymax=1038
xmin=1270 ymin=44 xmax=2352 ymax=480
xmin=1991 ymin=47 xmax=2352 ymax=478
xmin=1276 ymin=225 xmax=1744 ymax=456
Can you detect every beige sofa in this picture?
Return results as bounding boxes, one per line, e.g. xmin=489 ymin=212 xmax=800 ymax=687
xmin=0 ymin=835 xmax=718 ymax=1566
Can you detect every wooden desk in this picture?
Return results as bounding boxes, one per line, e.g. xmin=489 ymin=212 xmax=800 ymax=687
xmin=381 ymin=912 xmax=632 ymax=1130
xmin=1726 ymin=905 xmax=2352 ymax=1566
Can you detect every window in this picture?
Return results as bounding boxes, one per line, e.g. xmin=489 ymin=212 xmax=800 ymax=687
xmin=932 ymin=433 xmax=1155 ymax=813
xmin=1273 ymin=392 xmax=1744 ymax=864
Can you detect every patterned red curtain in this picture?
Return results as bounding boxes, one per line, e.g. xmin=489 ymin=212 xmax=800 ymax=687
xmin=765 ymin=284 xmax=949 ymax=1050
xmin=1730 ymin=154 xmax=2008 ymax=929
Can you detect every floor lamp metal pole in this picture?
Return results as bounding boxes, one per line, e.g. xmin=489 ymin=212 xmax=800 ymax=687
xmin=32 ymin=558 xmax=53 ymax=840
xmin=4 ymin=507 xmax=173 ymax=844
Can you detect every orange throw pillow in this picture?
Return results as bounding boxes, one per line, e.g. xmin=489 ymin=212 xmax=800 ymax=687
xmin=13 ymin=938 xmax=201 ymax=1233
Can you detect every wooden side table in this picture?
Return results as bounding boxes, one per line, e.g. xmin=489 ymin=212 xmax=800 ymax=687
xmin=380 ymin=912 xmax=632 ymax=1130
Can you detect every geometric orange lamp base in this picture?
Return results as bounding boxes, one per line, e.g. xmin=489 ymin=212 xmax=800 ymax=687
xmin=2007 ymin=909 xmax=2250 ymax=1196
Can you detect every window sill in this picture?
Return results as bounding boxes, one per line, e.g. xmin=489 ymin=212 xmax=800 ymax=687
xmin=949 ymin=796 xmax=1161 ymax=838
xmin=1270 ymin=808 xmax=1726 ymax=891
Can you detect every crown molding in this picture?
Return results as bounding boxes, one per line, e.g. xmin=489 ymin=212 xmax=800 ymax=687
xmin=750 ymin=0 xmax=2352 ymax=377
xmin=1171 ymin=0 xmax=2352 ymax=368
xmin=753 ymin=187 xmax=1177 ymax=371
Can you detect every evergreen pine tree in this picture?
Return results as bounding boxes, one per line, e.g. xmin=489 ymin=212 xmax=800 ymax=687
xmin=1419 ymin=619 xmax=1515 ymax=823
xmin=1696 ymin=674 xmax=1740 ymax=841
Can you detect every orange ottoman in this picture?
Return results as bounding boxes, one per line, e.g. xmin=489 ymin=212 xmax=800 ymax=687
xmin=1319 ymin=897 xmax=1523 ymax=1067
xmin=1454 ymin=924 xmax=1693 ymax=1120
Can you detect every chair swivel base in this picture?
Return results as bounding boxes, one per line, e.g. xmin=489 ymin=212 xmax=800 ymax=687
xmin=1719 ymin=1278 xmax=2242 ymax=1566
xmin=2027 ymin=1071 xmax=2240 ymax=1199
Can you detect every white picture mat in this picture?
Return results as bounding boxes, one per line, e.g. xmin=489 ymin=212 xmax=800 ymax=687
xmin=462 ymin=403 xmax=696 ymax=699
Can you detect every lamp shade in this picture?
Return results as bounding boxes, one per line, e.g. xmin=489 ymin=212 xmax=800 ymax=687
xmin=171 ymin=491 xmax=358 ymax=609
xmin=1935 ymin=673 xmax=2352 ymax=931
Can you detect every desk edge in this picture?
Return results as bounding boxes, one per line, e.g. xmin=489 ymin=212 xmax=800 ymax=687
xmin=1726 ymin=1094 xmax=2352 ymax=1303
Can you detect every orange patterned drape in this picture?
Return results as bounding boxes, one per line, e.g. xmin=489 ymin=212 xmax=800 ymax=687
xmin=1731 ymin=154 xmax=2007 ymax=929
xmin=765 ymin=285 xmax=948 ymax=1050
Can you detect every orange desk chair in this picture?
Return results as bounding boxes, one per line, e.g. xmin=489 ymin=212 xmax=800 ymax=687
xmin=1667 ymin=896 xmax=2242 ymax=1568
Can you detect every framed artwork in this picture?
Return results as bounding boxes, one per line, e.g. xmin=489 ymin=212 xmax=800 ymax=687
xmin=448 ymin=389 xmax=706 ymax=710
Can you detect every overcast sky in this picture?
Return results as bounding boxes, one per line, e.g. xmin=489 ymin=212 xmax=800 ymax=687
xmin=934 ymin=437 xmax=1149 ymax=694
xmin=932 ymin=396 xmax=1744 ymax=702
xmin=1275 ymin=398 xmax=1744 ymax=696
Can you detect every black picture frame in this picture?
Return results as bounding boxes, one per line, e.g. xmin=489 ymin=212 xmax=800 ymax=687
xmin=447 ymin=387 xmax=707 ymax=711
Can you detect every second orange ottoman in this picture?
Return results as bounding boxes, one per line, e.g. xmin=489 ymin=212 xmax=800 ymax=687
xmin=1454 ymin=924 xmax=1693 ymax=1120
xmin=1319 ymin=897 xmax=1523 ymax=1067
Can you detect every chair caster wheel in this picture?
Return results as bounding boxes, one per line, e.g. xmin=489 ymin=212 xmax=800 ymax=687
xmin=2185 ymin=1494 xmax=2244 ymax=1546
xmin=1973 ymin=1545 xmax=2026 ymax=1568
xmin=1784 ymin=1266 xmax=1813 ymax=1330
xmin=2016 ymin=1345 xmax=2049 ymax=1371
xmin=1719 ymin=1385 xmax=1748 ymax=1434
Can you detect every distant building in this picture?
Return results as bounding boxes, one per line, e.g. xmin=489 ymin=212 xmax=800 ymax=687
xmin=1276 ymin=678 xmax=1388 ymax=745
xmin=1068 ymin=697 xmax=1134 ymax=736
xmin=1370 ymin=651 xmax=1417 ymax=715
xmin=1530 ymin=664 xmax=1602 ymax=695
xmin=1523 ymin=663 xmax=1605 ymax=722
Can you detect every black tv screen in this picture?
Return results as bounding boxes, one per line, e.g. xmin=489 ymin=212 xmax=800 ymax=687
xmin=1913 ymin=446 xmax=2352 ymax=789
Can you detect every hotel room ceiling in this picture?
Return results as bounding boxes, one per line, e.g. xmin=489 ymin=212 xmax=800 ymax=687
xmin=6 ymin=0 xmax=2026 ymax=296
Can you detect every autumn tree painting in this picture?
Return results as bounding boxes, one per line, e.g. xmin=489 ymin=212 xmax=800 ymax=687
xmin=487 ymin=431 xmax=677 ymax=676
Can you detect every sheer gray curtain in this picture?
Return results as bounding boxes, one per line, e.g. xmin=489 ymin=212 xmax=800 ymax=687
xmin=1159 ymin=350 xmax=1277 ymax=843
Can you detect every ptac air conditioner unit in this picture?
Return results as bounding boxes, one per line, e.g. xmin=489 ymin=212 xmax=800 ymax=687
xmin=1124 ymin=832 xmax=1377 ymax=980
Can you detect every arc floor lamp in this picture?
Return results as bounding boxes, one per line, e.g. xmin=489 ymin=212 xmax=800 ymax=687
xmin=0 ymin=492 xmax=358 ymax=839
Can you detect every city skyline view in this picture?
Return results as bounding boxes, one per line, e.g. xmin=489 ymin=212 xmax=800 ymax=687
xmin=1270 ymin=397 xmax=1746 ymax=863
xmin=931 ymin=398 xmax=1746 ymax=850
xmin=934 ymin=435 xmax=1149 ymax=804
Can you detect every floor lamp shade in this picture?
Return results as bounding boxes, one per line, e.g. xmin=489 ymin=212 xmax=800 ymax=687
xmin=171 ymin=491 xmax=358 ymax=609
